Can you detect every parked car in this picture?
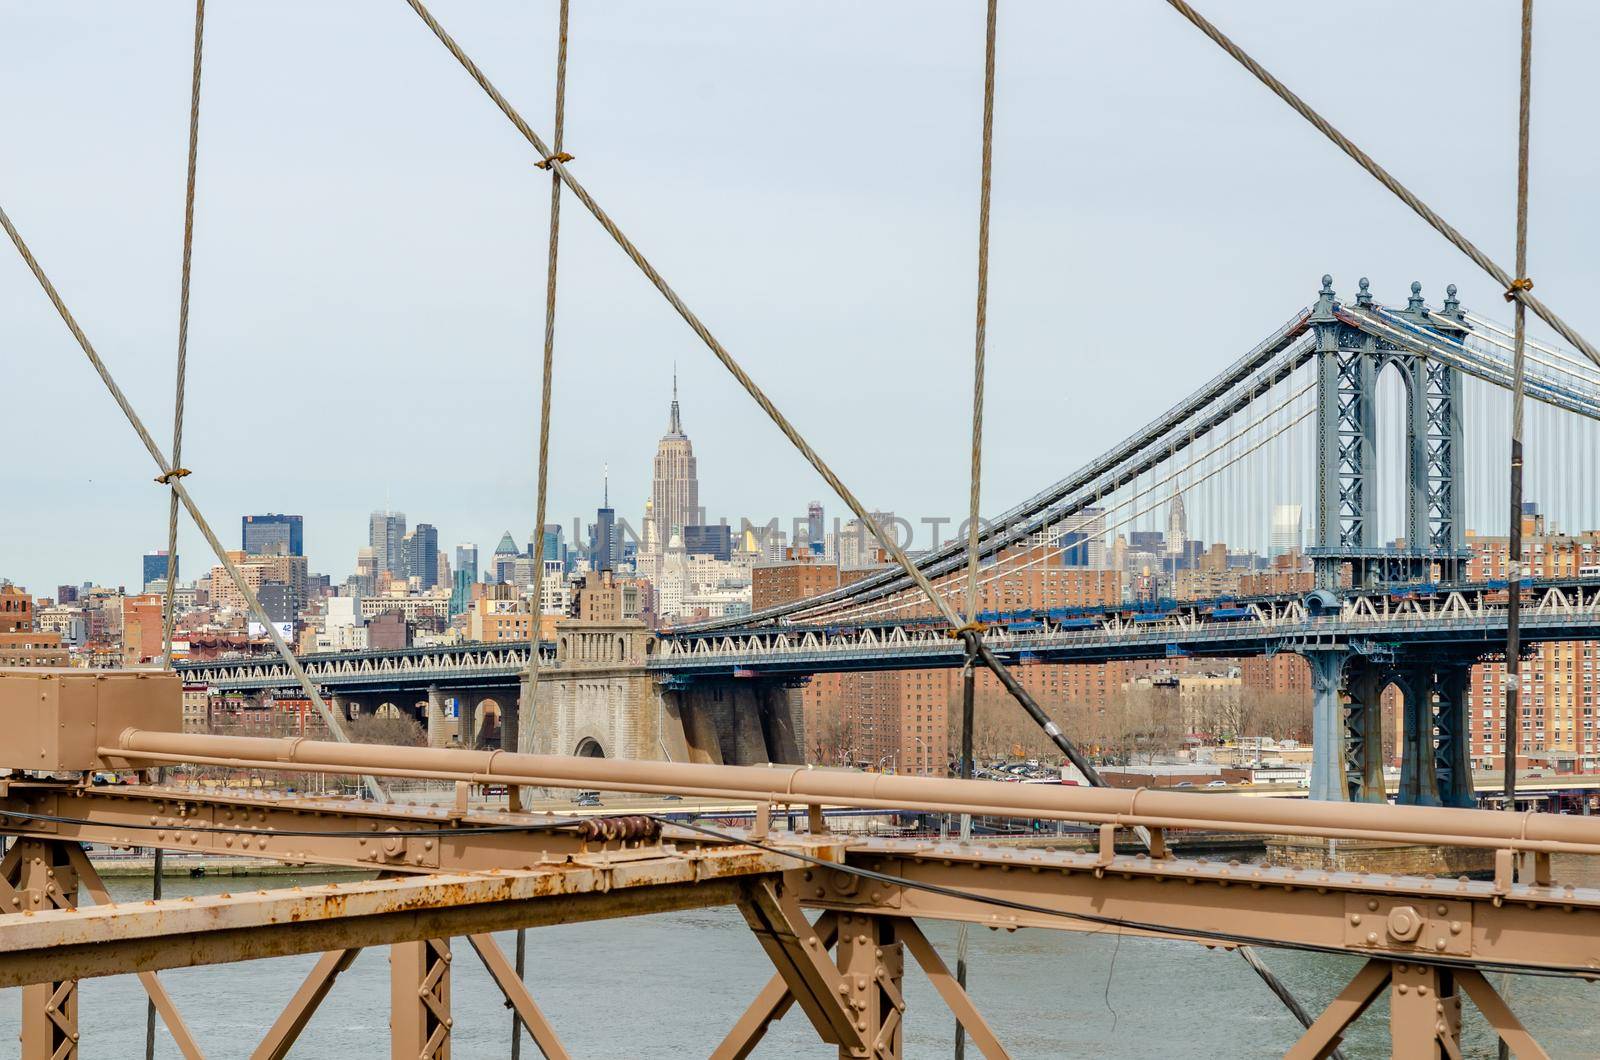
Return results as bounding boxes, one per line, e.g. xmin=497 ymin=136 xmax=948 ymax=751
xmin=1206 ymin=780 xmax=1228 ymax=788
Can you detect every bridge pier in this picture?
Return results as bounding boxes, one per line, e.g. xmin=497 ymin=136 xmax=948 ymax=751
xmin=666 ymin=680 xmax=805 ymax=767
xmin=425 ymin=686 xmax=453 ymax=749
xmin=1306 ymin=649 xmax=1349 ymax=802
xmin=1343 ymin=658 xmax=1386 ymax=803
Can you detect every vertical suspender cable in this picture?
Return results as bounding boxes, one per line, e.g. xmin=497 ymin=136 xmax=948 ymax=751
xmin=955 ymin=3 xmax=998 ymax=1056
xmin=151 ymin=8 xmax=205 ymax=1054
xmin=1503 ymin=0 xmax=1534 ymax=905
xmin=512 ymin=4 xmax=570 ymax=1056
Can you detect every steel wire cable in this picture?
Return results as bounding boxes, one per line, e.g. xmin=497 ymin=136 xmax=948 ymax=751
xmin=813 ymin=386 xmax=1315 ymax=625
xmin=402 ymin=0 xmax=964 ymax=631
xmin=956 ymin=6 xmax=1000 ymax=1051
xmin=0 ymin=204 xmax=387 ymax=805
xmin=160 ymin=0 xmax=205 ymax=672
xmin=514 ymin=0 xmax=570 ymax=762
xmin=1163 ymin=0 xmax=1599 ymax=371
xmin=513 ymin=9 xmax=572 ymax=1058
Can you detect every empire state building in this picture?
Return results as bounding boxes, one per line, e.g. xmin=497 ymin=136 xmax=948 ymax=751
xmin=650 ymin=373 xmax=700 ymax=545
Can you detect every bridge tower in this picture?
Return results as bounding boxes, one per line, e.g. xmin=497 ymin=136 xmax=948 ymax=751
xmin=1305 ymin=277 xmax=1475 ymax=807
xmin=1310 ymin=276 xmax=1468 ymax=590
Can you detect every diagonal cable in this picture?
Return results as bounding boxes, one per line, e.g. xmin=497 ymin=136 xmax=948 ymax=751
xmin=1163 ymin=0 xmax=1598 ymax=370
xmin=401 ymin=0 xmax=967 ymax=629
xmin=0 ymin=202 xmax=388 ymax=805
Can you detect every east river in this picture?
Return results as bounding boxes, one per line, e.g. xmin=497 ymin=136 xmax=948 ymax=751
xmin=2 ymin=865 xmax=1597 ymax=1058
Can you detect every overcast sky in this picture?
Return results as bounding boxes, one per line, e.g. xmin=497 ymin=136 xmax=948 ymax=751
xmin=3 ymin=1 xmax=1597 ymax=594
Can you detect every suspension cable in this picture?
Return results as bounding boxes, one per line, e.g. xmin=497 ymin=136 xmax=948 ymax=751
xmin=512 ymin=5 xmax=571 ymax=1058
xmin=400 ymin=0 xmax=967 ymax=630
xmin=159 ymin=0 xmax=205 ymax=673
xmin=835 ymin=406 xmax=1313 ymax=626
xmin=815 ymin=384 xmax=1314 ymax=624
xmin=955 ymin=5 xmax=999 ymax=1055
xmin=1503 ymin=0 xmax=1535 ymax=845
xmin=1163 ymin=0 xmax=1596 ymax=371
xmin=512 ymin=0 xmax=570 ymax=762
xmin=803 ymin=376 xmax=1316 ymax=623
xmin=0 ymin=203 xmax=387 ymax=805
xmin=150 ymin=7 xmax=207 ymax=1056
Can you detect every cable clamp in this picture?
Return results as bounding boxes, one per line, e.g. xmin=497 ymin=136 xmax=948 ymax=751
xmin=534 ymin=151 xmax=574 ymax=170
xmin=946 ymin=622 xmax=988 ymax=640
xmin=1503 ymin=277 xmax=1534 ymax=302
xmin=154 ymin=467 xmax=192 ymax=485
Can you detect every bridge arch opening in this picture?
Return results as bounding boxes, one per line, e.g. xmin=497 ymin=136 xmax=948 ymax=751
xmin=574 ymin=737 xmax=606 ymax=759
xmin=1373 ymin=358 xmax=1414 ymax=551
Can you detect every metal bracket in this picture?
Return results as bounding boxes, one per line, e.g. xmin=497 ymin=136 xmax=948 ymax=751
xmin=1343 ymin=895 xmax=1472 ymax=959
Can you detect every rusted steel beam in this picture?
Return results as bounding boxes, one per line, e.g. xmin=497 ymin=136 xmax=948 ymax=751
xmin=105 ymin=729 xmax=1600 ymax=856
xmin=249 ymin=949 xmax=361 ymax=1060
xmin=10 ymin=839 xmax=79 ymax=1060
xmin=711 ymin=912 xmax=838 ymax=1060
xmin=0 ymin=785 xmax=664 ymax=876
xmin=0 ymin=850 xmax=795 ymax=987
xmin=65 ymin=845 xmax=206 ymax=1059
xmin=466 ymin=933 xmax=571 ymax=1060
xmin=809 ymin=845 xmax=1600 ymax=977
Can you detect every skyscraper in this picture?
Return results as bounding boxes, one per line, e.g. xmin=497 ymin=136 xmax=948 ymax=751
xmin=242 ymin=514 xmax=304 ymax=556
xmin=450 ymin=544 xmax=478 ymax=616
xmin=806 ymin=501 xmax=824 ymax=555
xmin=650 ymin=370 xmax=700 ymax=545
xmin=369 ymin=511 xmax=406 ymax=576
xmin=592 ymin=465 xmax=616 ymax=573
xmin=492 ymin=532 xmax=520 ymax=584
xmin=1165 ymin=494 xmax=1188 ymax=555
xmin=405 ymin=523 xmax=439 ymax=588
xmin=142 ymin=550 xmax=174 ymax=589
xmin=455 ymin=544 xmax=479 ymax=583
xmin=1270 ymin=504 xmax=1303 ymax=557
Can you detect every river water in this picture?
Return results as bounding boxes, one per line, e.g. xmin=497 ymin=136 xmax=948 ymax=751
xmin=2 ymin=866 xmax=1598 ymax=1058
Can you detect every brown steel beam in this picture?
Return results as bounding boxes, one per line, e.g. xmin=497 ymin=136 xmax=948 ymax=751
xmin=391 ymin=938 xmax=450 ymax=1060
xmin=896 ymin=920 xmax=1010 ymax=1060
xmin=812 ymin=847 xmax=1600 ymax=977
xmin=10 ymin=839 xmax=79 ymax=1060
xmin=1284 ymin=960 xmax=1391 ymax=1060
xmin=0 ymin=852 xmax=792 ymax=987
xmin=250 ymin=949 xmax=361 ymax=1060
xmin=466 ymin=933 xmax=571 ymax=1060
xmin=1454 ymin=969 xmax=1551 ymax=1060
xmin=64 ymin=845 xmax=205 ymax=1059
xmin=711 ymin=912 xmax=838 ymax=1060
xmin=1388 ymin=963 xmax=1461 ymax=1058
xmin=736 ymin=877 xmax=868 ymax=1054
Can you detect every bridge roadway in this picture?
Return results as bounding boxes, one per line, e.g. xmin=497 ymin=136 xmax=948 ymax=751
xmin=176 ymin=641 xmax=548 ymax=694
xmin=651 ymin=576 xmax=1600 ymax=677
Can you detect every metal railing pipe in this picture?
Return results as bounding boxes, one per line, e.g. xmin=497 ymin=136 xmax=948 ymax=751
xmin=104 ymin=729 xmax=1600 ymax=856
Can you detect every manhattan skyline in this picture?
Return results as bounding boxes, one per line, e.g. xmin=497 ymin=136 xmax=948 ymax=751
xmin=5 ymin=2 xmax=1598 ymax=593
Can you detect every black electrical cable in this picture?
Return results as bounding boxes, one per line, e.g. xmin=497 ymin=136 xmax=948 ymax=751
xmin=653 ymin=816 xmax=1600 ymax=983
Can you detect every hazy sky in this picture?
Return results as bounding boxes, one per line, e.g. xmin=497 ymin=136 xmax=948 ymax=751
xmin=3 ymin=1 xmax=1597 ymax=594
